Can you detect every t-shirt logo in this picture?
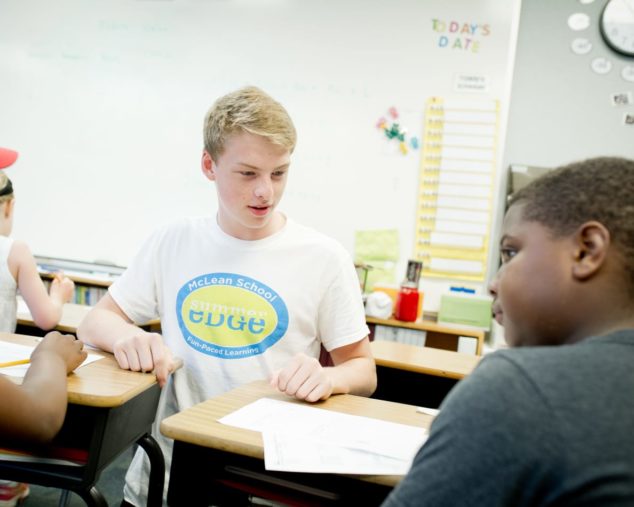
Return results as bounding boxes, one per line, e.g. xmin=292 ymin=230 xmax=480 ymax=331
xmin=176 ymin=272 xmax=288 ymax=359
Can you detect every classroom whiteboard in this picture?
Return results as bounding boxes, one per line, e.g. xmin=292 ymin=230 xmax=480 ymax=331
xmin=0 ymin=0 xmax=520 ymax=289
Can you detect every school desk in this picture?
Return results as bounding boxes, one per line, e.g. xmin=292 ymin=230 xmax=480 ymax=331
xmin=0 ymin=332 xmax=164 ymax=507
xmin=16 ymin=300 xmax=162 ymax=336
xmin=370 ymin=340 xmax=481 ymax=408
xmin=160 ymin=380 xmax=432 ymax=507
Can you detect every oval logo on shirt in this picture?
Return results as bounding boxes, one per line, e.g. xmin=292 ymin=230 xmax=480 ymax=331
xmin=176 ymin=273 xmax=288 ymax=358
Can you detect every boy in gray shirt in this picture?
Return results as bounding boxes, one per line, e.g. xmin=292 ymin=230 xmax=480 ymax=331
xmin=383 ymin=156 xmax=634 ymax=507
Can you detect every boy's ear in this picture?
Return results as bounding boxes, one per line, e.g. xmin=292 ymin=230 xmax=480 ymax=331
xmin=571 ymin=221 xmax=610 ymax=281
xmin=201 ymin=151 xmax=216 ymax=181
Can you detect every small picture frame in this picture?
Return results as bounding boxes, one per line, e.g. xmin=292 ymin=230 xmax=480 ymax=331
xmin=611 ymin=91 xmax=633 ymax=106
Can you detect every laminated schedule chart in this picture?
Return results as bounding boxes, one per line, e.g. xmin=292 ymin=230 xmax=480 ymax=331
xmin=415 ymin=97 xmax=500 ymax=281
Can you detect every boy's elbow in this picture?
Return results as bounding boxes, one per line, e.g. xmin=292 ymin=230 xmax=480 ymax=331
xmin=32 ymin=303 xmax=63 ymax=331
xmin=76 ymin=315 xmax=97 ymax=344
xmin=33 ymin=314 xmax=59 ymax=331
xmin=351 ymin=358 xmax=377 ymax=398
xmin=76 ymin=319 xmax=87 ymax=339
xmin=365 ymin=363 xmax=378 ymax=397
xmin=29 ymin=412 xmax=66 ymax=444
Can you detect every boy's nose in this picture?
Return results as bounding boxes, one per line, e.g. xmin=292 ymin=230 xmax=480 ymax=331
xmin=254 ymin=179 xmax=273 ymax=200
xmin=487 ymin=271 xmax=499 ymax=297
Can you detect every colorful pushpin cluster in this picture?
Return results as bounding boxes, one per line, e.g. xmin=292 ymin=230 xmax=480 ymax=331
xmin=376 ymin=107 xmax=419 ymax=155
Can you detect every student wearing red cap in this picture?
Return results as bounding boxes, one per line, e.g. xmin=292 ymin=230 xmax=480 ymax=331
xmin=0 ymin=147 xmax=76 ymax=332
xmin=0 ymin=147 xmax=18 ymax=169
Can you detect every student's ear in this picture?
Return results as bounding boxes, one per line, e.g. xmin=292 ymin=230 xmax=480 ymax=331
xmin=201 ymin=151 xmax=216 ymax=182
xmin=2 ymin=199 xmax=14 ymax=219
xmin=571 ymin=221 xmax=610 ymax=281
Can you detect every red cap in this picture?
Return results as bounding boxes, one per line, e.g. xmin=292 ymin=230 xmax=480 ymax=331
xmin=0 ymin=148 xmax=18 ymax=169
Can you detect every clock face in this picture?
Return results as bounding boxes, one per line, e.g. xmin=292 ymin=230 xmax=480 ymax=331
xmin=600 ymin=0 xmax=634 ymax=56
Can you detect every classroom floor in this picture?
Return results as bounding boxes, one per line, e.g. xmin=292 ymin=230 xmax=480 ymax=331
xmin=20 ymin=447 xmax=132 ymax=506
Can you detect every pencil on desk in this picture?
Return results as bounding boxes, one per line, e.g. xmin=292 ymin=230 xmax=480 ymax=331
xmin=0 ymin=358 xmax=30 ymax=368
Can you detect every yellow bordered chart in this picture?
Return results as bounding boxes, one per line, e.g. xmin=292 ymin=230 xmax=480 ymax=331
xmin=414 ymin=97 xmax=500 ymax=282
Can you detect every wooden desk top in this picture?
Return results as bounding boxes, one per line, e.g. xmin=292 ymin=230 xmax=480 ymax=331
xmin=0 ymin=332 xmax=157 ymax=408
xmin=160 ymin=380 xmax=432 ymax=487
xmin=17 ymin=301 xmax=160 ymax=334
xmin=17 ymin=303 xmax=91 ymax=334
xmin=371 ymin=341 xmax=480 ymax=380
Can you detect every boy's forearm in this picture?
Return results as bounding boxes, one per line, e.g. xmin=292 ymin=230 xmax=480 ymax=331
xmin=327 ymin=356 xmax=377 ymax=397
xmin=77 ymin=308 xmax=141 ymax=352
xmin=19 ymin=355 xmax=69 ymax=442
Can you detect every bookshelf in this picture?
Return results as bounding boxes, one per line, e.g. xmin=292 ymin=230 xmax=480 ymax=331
xmin=366 ymin=316 xmax=485 ymax=355
xmin=36 ymin=256 xmax=125 ymax=306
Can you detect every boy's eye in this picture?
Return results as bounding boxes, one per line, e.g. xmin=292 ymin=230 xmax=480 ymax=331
xmin=272 ymin=170 xmax=286 ymax=178
xmin=500 ymin=247 xmax=517 ymax=263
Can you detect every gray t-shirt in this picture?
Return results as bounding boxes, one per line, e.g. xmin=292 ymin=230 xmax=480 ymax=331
xmin=383 ymin=330 xmax=634 ymax=507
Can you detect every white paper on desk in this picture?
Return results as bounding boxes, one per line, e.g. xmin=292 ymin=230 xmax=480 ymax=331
xmin=0 ymin=341 xmax=103 ymax=378
xmin=219 ymin=398 xmax=427 ymax=475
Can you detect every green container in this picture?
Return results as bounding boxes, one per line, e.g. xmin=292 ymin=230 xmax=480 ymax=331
xmin=438 ymin=293 xmax=492 ymax=330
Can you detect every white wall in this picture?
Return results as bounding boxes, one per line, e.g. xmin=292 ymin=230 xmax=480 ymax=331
xmin=0 ymin=0 xmax=520 ymax=292
xmin=502 ymin=0 xmax=634 ymax=172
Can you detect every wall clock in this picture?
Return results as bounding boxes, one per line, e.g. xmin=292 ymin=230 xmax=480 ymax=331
xmin=600 ymin=0 xmax=634 ymax=56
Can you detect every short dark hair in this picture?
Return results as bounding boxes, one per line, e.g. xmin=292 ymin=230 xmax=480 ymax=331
xmin=509 ymin=156 xmax=634 ymax=291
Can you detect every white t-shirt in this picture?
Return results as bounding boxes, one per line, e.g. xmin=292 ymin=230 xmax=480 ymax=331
xmin=110 ymin=215 xmax=369 ymax=506
xmin=0 ymin=236 xmax=17 ymax=333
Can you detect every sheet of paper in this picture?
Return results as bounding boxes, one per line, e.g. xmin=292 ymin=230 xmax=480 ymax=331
xmin=0 ymin=341 xmax=103 ymax=378
xmin=354 ymin=229 xmax=400 ymax=289
xmin=219 ymin=398 xmax=427 ymax=475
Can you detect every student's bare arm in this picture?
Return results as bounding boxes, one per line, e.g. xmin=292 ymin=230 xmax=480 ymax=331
xmin=328 ymin=337 xmax=377 ymax=396
xmin=9 ymin=240 xmax=73 ymax=330
xmin=77 ymin=293 xmax=174 ymax=387
xmin=271 ymin=337 xmax=377 ymax=402
xmin=0 ymin=332 xmax=86 ymax=445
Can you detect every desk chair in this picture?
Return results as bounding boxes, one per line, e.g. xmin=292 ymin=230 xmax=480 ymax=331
xmin=0 ymin=414 xmax=162 ymax=507
xmin=0 ymin=332 xmax=166 ymax=507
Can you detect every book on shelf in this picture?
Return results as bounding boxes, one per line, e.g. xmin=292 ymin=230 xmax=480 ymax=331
xmin=35 ymin=255 xmax=126 ymax=305
xmin=373 ymin=324 xmax=427 ymax=347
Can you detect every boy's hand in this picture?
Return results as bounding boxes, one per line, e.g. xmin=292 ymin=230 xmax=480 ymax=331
xmin=112 ymin=331 xmax=175 ymax=387
xmin=32 ymin=331 xmax=87 ymax=373
xmin=270 ymin=352 xmax=334 ymax=403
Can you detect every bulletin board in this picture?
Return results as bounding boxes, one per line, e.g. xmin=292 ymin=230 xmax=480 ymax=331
xmin=0 ymin=0 xmax=521 ymax=297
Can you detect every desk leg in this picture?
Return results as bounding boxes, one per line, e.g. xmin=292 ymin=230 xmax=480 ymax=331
xmin=136 ymin=433 xmax=165 ymax=507
xmin=75 ymin=485 xmax=108 ymax=507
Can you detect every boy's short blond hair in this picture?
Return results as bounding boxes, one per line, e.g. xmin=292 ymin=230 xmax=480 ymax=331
xmin=0 ymin=173 xmax=14 ymax=205
xmin=203 ymin=86 xmax=297 ymax=161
